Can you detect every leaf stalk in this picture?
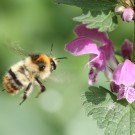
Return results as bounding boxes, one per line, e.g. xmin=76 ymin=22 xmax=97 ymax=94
xmin=132 ymin=17 xmax=135 ymax=63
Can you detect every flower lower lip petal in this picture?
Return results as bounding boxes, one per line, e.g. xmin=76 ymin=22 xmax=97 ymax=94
xmin=65 ymin=36 xmax=100 ymax=56
xmin=88 ymin=67 xmax=98 ymax=85
xmin=124 ymin=87 xmax=135 ymax=104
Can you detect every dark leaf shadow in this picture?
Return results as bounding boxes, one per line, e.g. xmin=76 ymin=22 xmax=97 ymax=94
xmin=85 ymin=86 xmax=128 ymax=107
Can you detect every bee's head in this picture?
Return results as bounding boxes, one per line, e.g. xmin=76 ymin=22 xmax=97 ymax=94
xmin=30 ymin=50 xmax=66 ymax=79
xmin=31 ymin=54 xmax=52 ymax=72
xmin=31 ymin=54 xmax=66 ymax=72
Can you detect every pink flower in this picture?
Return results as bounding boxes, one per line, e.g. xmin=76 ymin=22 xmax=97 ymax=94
xmin=122 ymin=8 xmax=134 ymax=22
xmin=121 ymin=39 xmax=133 ymax=59
xmin=65 ymin=24 xmax=117 ymax=85
xmin=112 ymin=60 xmax=135 ymax=103
xmin=115 ymin=3 xmax=134 ymax=22
xmin=65 ymin=24 xmax=135 ymax=103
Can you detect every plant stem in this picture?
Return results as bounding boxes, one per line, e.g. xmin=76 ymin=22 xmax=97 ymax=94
xmin=132 ymin=19 xmax=135 ymax=63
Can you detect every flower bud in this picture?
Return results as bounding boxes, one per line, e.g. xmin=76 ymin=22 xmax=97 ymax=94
xmin=121 ymin=39 xmax=133 ymax=59
xmin=115 ymin=5 xmax=125 ymax=14
xmin=122 ymin=8 xmax=134 ymax=22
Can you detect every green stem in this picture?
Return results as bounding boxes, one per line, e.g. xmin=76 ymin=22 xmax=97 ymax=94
xmin=132 ymin=20 xmax=135 ymax=63
xmin=131 ymin=0 xmax=135 ymax=62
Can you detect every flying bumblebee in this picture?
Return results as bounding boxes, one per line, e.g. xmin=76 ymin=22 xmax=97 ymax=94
xmin=3 ymin=45 xmax=66 ymax=105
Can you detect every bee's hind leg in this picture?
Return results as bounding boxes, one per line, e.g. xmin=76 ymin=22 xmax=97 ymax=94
xmin=19 ymin=82 xmax=32 ymax=105
xmin=35 ymin=77 xmax=46 ymax=98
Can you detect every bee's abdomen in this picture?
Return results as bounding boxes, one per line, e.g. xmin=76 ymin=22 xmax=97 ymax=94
xmin=3 ymin=69 xmax=23 ymax=94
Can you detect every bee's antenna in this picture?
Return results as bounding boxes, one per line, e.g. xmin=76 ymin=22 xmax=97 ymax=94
xmin=56 ymin=57 xmax=67 ymax=60
xmin=50 ymin=44 xmax=53 ymax=56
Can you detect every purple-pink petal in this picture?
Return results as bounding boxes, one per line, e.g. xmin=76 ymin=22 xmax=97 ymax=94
xmin=65 ymin=36 xmax=100 ymax=56
xmin=121 ymin=39 xmax=133 ymax=59
xmin=111 ymin=83 xmax=135 ymax=104
xmin=99 ymin=40 xmax=114 ymax=60
xmin=122 ymin=8 xmax=134 ymax=22
xmin=117 ymin=84 xmax=125 ymax=100
xmin=65 ymin=24 xmax=116 ymax=86
xmin=90 ymin=52 xmax=106 ymax=71
xmin=88 ymin=67 xmax=98 ymax=85
xmin=113 ymin=60 xmax=135 ymax=86
xmin=74 ymin=24 xmax=109 ymax=43
xmin=99 ymin=41 xmax=117 ymax=70
xmin=110 ymin=82 xmax=120 ymax=93
xmin=124 ymin=87 xmax=135 ymax=103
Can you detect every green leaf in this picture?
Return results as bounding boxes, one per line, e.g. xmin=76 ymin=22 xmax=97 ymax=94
xmin=73 ymin=11 xmax=118 ymax=32
xmin=54 ymin=0 xmax=118 ymax=32
xmin=54 ymin=0 xmax=117 ymax=11
xmin=115 ymin=54 xmax=124 ymax=63
xmin=84 ymin=86 xmax=135 ymax=135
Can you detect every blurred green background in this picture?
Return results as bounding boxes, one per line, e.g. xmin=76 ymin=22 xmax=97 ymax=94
xmin=0 ymin=0 xmax=133 ymax=135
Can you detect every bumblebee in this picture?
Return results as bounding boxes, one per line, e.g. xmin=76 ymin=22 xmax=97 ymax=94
xmin=3 ymin=46 xmax=66 ymax=105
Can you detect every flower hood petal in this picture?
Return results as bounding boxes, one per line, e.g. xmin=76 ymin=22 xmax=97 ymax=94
xmin=113 ymin=59 xmax=135 ymax=86
xmin=74 ymin=24 xmax=109 ymax=43
xmin=65 ymin=36 xmax=100 ymax=56
xmin=99 ymin=40 xmax=114 ymax=60
xmin=74 ymin=24 xmax=116 ymax=65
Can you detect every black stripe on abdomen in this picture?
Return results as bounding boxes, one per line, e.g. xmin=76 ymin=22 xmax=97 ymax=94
xmin=8 ymin=69 xmax=23 ymax=87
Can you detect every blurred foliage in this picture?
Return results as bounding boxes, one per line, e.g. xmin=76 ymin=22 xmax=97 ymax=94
xmin=0 ymin=0 xmax=133 ymax=135
xmin=54 ymin=0 xmax=118 ymax=32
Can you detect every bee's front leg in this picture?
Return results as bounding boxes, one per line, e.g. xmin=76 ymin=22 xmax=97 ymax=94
xmin=19 ymin=82 xmax=32 ymax=105
xmin=35 ymin=77 xmax=46 ymax=98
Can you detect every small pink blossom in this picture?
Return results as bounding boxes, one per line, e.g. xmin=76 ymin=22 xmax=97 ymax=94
xmin=65 ymin=24 xmax=117 ymax=85
xmin=122 ymin=8 xmax=134 ymax=22
xmin=112 ymin=60 xmax=135 ymax=103
xmin=115 ymin=3 xmax=134 ymax=22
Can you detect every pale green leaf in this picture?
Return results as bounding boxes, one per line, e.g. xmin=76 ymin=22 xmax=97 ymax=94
xmin=53 ymin=0 xmax=118 ymax=32
xmin=84 ymin=86 xmax=135 ymax=135
xmin=115 ymin=54 xmax=124 ymax=63
xmin=73 ymin=11 xmax=118 ymax=32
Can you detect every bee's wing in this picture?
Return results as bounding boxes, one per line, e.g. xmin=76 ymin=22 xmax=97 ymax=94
xmin=10 ymin=45 xmax=28 ymax=56
xmin=6 ymin=41 xmax=29 ymax=57
xmin=48 ymin=72 xmax=70 ymax=83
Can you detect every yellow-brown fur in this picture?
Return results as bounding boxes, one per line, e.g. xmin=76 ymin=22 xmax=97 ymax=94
xmin=3 ymin=75 xmax=19 ymax=94
xmin=36 ymin=55 xmax=51 ymax=64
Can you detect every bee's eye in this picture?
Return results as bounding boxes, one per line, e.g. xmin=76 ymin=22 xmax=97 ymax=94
xmin=51 ymin=62 xmax=53 ymax=66
xmin=37 ymin=61 xmax=46 ymax=71
xmin=51 ymin=60 xmax=56 ymax=71
xmin=41 ymin=65 xmax=45 ymax=69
